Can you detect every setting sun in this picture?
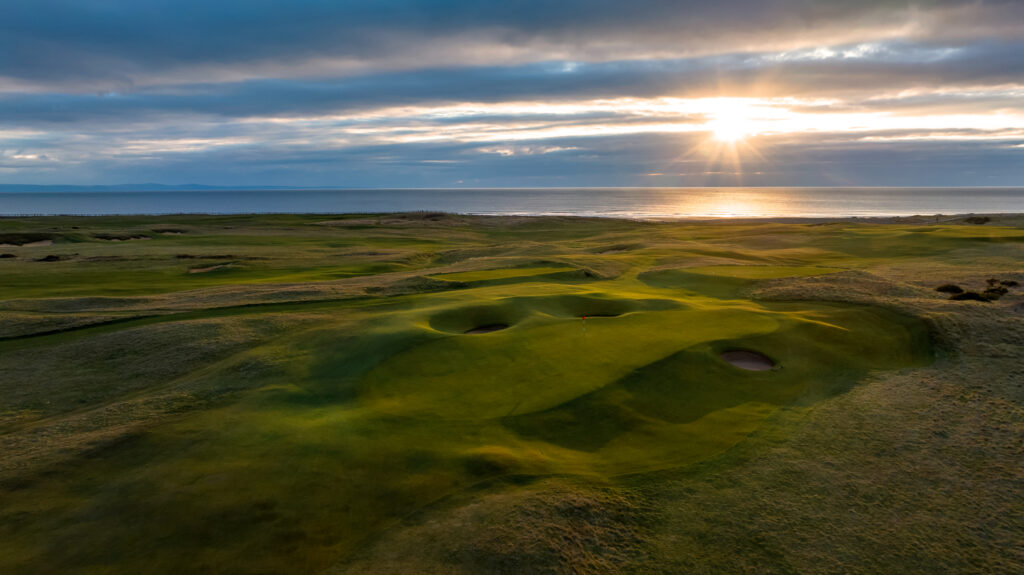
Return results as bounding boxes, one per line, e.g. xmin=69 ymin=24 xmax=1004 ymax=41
xmin=700 ymin=98 xmax=760 ymax=143
xmin=709 ymin=117 xmax=750 ymax=142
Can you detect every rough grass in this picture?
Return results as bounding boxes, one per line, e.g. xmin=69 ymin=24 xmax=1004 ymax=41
xmin=0 ymin=213 xmax=1021 ymax=574
xmin=428 ymin=266 xmax=576 ymax=282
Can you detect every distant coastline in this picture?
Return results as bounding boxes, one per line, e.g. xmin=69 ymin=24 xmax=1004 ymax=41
xmin=1 ymin=187 xmax=1022 ymax=218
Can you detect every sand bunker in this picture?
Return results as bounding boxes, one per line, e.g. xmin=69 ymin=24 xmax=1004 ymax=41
xmin=721 ymin=350 xmax=775 ymax=371
xmin=0 ymin=240 xmax=53 ymax=248
xmin=96 ymin=235 xmax=151 ymax=242
xmin=188 ymin=264 xmax=229 ymax=274
xmin=464 ymin=324 xmax=509 ymax=334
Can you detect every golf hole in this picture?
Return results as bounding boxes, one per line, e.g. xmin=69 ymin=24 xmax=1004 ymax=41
xmin=721 ymin=349 xmax=776 ymax=371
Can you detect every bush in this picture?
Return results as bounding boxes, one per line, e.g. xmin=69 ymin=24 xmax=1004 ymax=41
xmin=0 ymin=232 xmax=53 ymax=245
xmin=949 ymin=292 xmax=989 ymax=302
xmin=983 ymin=287 xmax=1008 ymax=299
xmin=964 ymin=216 xmax=991 ymax=224
xmin=935 ymin=284 xmax=964 ymax=294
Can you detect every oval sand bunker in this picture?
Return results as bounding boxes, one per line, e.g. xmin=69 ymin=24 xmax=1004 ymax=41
xmin=721 ymin=350 xmax=775 ymax=371
xmin=464 ymin=324 xmax=509 ymax=334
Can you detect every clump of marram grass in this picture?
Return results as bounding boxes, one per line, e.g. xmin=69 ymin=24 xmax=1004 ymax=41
xmin=982 ymin=286 xmax=1009 ymax=299
xmin=935 ymin=284 xmax=964 ymax=294
xmin=978 ymin=278 xmax=1021 ymax=300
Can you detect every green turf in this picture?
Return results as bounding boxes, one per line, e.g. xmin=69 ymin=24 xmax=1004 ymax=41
xmin=2 ymin=213 xmax=1019 ymax=574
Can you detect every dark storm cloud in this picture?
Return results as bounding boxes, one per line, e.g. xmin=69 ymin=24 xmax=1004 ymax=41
xmin=3 ymin=0 xmax=1023 ymax=89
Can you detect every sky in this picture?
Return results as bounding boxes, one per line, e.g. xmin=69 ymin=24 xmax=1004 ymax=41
xmin=2 ymin=0 xmax=1023 ymax=188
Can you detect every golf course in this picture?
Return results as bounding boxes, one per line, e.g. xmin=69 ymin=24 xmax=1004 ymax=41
xmin=1 ymin=213 xmax=1021 ymax=573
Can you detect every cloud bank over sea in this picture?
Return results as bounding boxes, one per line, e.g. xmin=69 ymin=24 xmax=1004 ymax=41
xmin=3 ymin=0 xmax=1023 ymax=187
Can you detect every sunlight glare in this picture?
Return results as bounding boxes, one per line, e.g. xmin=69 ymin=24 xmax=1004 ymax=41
xmin=704 ymin=99 xmax=757 ymax=143
xmin=709 ymin=117 xmax=750 ymax=142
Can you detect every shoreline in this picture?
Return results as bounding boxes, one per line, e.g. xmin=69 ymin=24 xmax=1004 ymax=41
xmin=2 ymin=211 xmax=1023 ymax=225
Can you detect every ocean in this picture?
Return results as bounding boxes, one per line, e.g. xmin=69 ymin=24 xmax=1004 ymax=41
xmin=1 ymin=188 xmax=1022 ymax=218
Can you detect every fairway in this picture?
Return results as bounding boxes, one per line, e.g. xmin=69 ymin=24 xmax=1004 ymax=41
xmin=1 ymin=213 xmax=1021 ymax=574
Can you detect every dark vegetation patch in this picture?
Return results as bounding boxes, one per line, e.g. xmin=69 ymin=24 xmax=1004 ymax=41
xmin=0 ymin=253 xmax=15 ymax=259
xmin=152 ymin=228 xmax=186 ymax=234
xmin=949 ymin=292 xmax=990 ymax=302
xmin=82 ymin=255 xmax=129 ymax=262
xmin=34 ymin=255 xmax=61 ymax=262
xmin=964 ymin=216 xmax=991 ymax=224
xmin=943 ymin=278 xmax=1019 ymax=302
xmin=982 ymin=287 xmax=1008 ymax=299
xmin=0 ymin=233 xmax=54 ymax=245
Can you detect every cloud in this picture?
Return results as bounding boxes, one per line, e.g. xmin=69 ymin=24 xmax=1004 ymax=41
xmin=3 ymin=1 xmax=1024 ymax=90
xmin=3 ymin=39 xmax=1024 ymax=130
xmin=2 ymin=1 xmax=1023 ymax=186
